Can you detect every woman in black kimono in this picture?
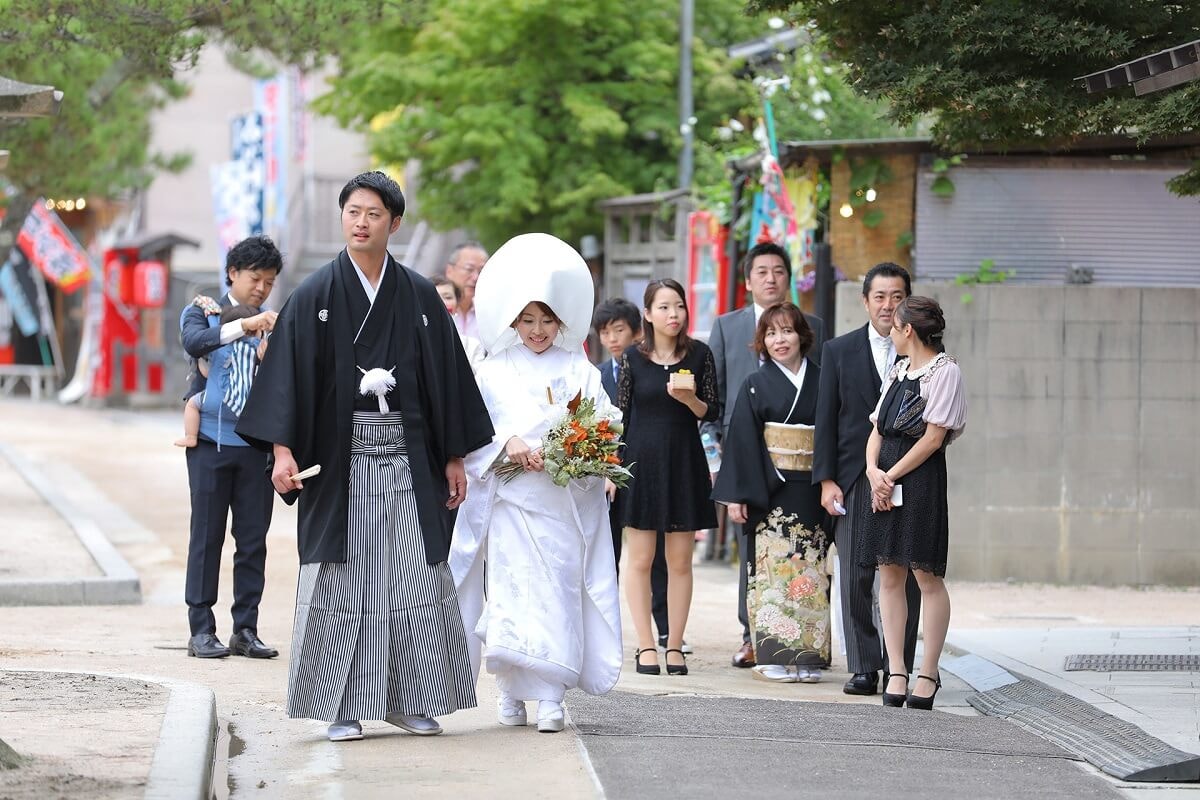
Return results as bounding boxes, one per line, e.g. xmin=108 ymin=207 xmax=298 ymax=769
xmin=712 ymin=302 xmax=829 ymax=684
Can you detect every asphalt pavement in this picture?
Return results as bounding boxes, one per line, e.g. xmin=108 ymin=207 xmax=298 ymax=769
xmin=1 ymin=398 xmax=1197 ymax=799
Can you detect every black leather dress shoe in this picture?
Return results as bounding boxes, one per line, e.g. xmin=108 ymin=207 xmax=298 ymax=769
xmin=229 ymin=629 xmax=279 ymax=659
xmin=843 ymin=671 xmax=880 ymax=696
xmin=188 ymin=633 xmax=231 ymax=659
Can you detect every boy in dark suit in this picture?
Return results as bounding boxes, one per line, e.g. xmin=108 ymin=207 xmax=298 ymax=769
xmin=812 ymin=262 xmax=921 ymax=695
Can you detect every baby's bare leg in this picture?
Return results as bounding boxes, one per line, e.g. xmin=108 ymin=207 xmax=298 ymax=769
xmin=174 ymin=396 xmax=201 ymax=447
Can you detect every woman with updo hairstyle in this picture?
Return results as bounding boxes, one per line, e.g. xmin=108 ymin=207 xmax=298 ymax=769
xmin=711 ymin=303 xmax=831 ymax=684
xmin=861 ymin=295 xmax=966 ymax=710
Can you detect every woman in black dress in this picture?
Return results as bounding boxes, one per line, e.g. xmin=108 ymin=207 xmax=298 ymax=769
xmin=711 ymin=303 xmax=829 ymax=684
xmin=618 ymin=278 xmax=718 ymax=677
xmin=861 ymin=296 xmax=966 ymax=709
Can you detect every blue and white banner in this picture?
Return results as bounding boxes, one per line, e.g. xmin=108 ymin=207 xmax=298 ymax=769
xmin=210 ymin=111 xmax=265 ymax=272
xmin=0 ymin=249 xmax=41 ymax=337
xmin=229 ymin=111 xmax=265 ymax=237
xmin=254 ymin=77 xmax=290 ymax=231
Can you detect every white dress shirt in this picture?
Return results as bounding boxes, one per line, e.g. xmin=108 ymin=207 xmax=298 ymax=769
xmin=218 ymin=296 xmax=247 ymax=345
xmin=454 ymin=307 xmax=479 ymax=340
xmin=753 ymin=304 xmax=768 ymax=365
xmin=868 ymin=325 xmax=895 ymax=383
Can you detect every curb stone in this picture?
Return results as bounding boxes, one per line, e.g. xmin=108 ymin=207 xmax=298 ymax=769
xmin=145 ymin=678 xmax=218 ymax=800
xmin=0 ymin=441 xmax=141 ymax=605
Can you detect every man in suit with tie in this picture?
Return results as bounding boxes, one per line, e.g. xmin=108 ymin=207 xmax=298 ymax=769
xmin=707 ymin=241 xmax=826 ymax=668
xmin=594 ymin=298 xmax=685 ymax=653
xmin=812 ymin=261 xmax=921 ymax=695
xmin=179 ymin=235 xmax=283 ymax=660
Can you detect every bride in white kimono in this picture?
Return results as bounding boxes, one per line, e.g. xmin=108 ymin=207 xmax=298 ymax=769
xmin=450 ymin=233 xmax=623 ymax=733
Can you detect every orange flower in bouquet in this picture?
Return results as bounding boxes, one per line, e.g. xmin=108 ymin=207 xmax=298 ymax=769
xmin=496 ymin=392 xmax=633 ymax=487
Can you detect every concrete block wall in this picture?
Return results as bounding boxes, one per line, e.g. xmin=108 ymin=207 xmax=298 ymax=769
xmin=833 ymin=282 xmax=1199 ymax=586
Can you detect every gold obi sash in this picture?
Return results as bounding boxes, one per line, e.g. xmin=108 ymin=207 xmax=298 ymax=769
xmin=763 ymin=422 xmax=814 ymax=471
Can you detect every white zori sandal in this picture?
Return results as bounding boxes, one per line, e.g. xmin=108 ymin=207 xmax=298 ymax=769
xmin=327 ymin=720 xmax=363 ymax=742
xmin=537 ymin=701 xmax=565 ymax=733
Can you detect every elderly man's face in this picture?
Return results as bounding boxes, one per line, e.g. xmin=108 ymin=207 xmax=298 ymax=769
xmin=447 ymin=247 xmax=487 ymax=294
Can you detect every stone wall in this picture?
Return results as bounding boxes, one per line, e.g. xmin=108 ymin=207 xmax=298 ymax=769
xmin=834 ymin=282 xmax=1199 ymax=586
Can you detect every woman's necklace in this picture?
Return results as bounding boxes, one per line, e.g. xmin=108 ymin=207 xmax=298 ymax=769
xmin=653 ymin=348 xmax=677 ymax=370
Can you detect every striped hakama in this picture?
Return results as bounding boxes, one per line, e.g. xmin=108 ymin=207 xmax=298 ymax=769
xmin=286 ymin=411 xmax=478 ymax=722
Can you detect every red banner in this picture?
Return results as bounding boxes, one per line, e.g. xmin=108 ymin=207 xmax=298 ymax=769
xmin=17 ymin=200 xmax=91 ymax=293
xmin=686 ymin=211 xmax=729 ymax=339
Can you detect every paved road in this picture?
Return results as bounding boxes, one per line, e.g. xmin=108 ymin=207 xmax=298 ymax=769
xmin=1 ymin=399 xmax=1198 ymax=799
xmin=570 ymin=691 xmax=1119 ymax=799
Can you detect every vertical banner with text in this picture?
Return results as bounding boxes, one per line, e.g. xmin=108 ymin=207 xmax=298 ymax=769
xmin=210 ymin=111 xmax=265 ymax=280
xmin=254 ymin=77 xmax=290 ymax=233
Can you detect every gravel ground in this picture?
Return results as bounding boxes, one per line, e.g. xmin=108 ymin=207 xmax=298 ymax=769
xmin=0 ymin=671 xmax=166 ymax=799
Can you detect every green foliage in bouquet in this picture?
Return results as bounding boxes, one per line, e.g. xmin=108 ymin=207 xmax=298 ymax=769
xmin=496 ymin=393 xmax=633 ymax=488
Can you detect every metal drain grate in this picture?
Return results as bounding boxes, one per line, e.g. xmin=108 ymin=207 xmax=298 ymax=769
xmin=968 ymin=680 xmax=1200 ymax=782
xmin=1064 ymin=654 xmax=1200 ymax=672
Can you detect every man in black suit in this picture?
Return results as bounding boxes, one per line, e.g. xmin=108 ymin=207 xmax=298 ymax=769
xmin=812 ymin=262 xmax=921 ymax=695
xmin=179 ymin=236 xmax=282 ymax=660
xmin=707 ymin=241 xmax=825 ymax=668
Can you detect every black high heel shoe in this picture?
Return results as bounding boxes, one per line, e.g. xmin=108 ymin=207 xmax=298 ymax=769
xmin=881 ymin=673 xmax=909 ymax=707
xmin=635 ymin=647 xmax=661 ymax=675
xmin=906 ymin=674 xmax=941 ymax=710
xmin=665 ymin=648 xmax=688 ymax=676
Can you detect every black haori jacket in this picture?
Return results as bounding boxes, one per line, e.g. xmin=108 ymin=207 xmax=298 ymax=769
xmin=237 ymin=250 xmax=494 ymax=565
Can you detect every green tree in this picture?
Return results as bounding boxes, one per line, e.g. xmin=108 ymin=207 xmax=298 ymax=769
xmin=692 ymin=26 xmax=916 ymax=223
xmin=768 ymin=33 xmax=916 ymax=142
xmin=0 ymin=1 xmax=386 ymax=252
xmin=747 ymin=1 xmax=1200 ymax=193
xmin=320 ymin=0 xmax=752 ymax=248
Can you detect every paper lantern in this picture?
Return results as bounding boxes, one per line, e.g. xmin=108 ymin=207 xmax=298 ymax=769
xmin=132 ymin=260 xmax=168 ymax=308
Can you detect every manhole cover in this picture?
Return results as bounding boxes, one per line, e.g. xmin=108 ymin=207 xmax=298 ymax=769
xmin=1064 ymin=654 xmax=1200 ymax=672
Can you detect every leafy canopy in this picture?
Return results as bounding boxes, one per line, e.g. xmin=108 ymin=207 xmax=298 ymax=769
xmin=691 ymin=25 xmax=917 ymax=225
xmin=747 ymin=0 xmax=1200 ymax=193
xmin=0 ymin=0 xmax=385 ymax=200
xmin=320 ymin=0 xmax=756 ymax=248
xmin=767 ymin=32 xmax=912 ymax=143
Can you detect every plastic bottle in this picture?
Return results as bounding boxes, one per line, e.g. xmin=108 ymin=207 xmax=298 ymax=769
xmin=701 ymin=431 xmax=722 ymax=473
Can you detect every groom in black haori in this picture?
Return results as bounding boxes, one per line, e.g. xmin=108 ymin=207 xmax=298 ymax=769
xmin=237 ymin=171 xmax=494 ymax=742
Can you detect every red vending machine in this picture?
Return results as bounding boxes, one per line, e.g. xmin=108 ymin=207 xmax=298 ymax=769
xmin=93 ymin=247 xmax=169 ymax=401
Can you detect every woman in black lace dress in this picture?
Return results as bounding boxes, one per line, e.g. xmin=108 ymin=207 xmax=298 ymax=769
xmin=618 ymin=279 xmax=718 ymax=677
xmin=860 ymin=296 xmax=966 ymax=710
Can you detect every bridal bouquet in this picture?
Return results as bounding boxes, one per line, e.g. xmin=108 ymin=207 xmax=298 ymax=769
xmin=496 ymin=392 xmax=633 ymax=488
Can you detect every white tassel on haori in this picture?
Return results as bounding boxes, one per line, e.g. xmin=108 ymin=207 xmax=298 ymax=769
xmin=357 ymin=366 xmax=397 ymax=413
